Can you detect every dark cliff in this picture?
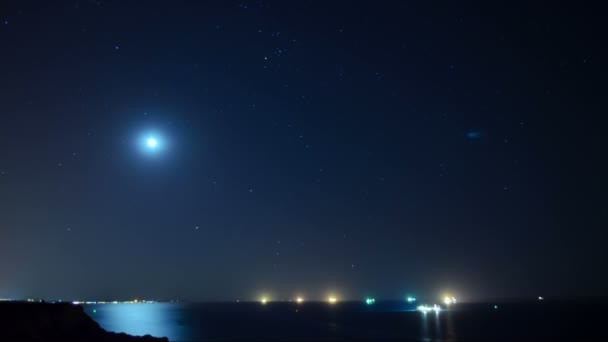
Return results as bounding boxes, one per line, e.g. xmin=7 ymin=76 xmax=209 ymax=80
xmin=0 ymin=302 xmax=168 ymax=341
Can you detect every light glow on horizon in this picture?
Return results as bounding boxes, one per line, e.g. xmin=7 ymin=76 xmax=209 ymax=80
xmin=417 ymin=304 xmax=441 ymax=313
xmin=443 ymin=296 xmax=456 ymax=305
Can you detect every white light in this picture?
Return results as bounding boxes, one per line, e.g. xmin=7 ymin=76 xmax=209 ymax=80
xmin=444 ymin=296 xmax=456 ymax=305
xmin=296 ymin=297 xmax=304 ymax=303
xmin=417 ymin=304 xmax=442 ymax=313
xmin=261 ymin=297 xmax=268 ymax=304
xmin=328 ymin=297 xmax=337 ymax=304
xmin=147 ymin=138 xmax=158 ymax=148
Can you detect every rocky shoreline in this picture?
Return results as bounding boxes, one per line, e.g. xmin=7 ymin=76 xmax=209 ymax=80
xmin=0 ymin=302 xmax=168 ymax=341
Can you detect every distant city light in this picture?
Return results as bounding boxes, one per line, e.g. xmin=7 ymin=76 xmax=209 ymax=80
xmin=296 ymin=297 xmax=304 ymax=304
xmin=538 ymin=296 xmax=544 ymax=301
xmin=407 ymin=296 xmax=416 ymax=303
xmin=261 ymin=297 xmax=268 ymax=305
xmin=328 ymin=296 xmax=338 ymax=304
xmin=365 ymin=297 xmax=375 ymax=305
xmin=444 ymin=296 xmax=456 ymax=305
xmin=417 ymin=304 xmax=441 ymax=313
xmin=72 ymin=299 xmax=157 ymax=305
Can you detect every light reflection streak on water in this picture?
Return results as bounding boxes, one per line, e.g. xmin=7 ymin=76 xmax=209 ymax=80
xmin=446 ymin=309 xmax=456 ymax=341
xmin=419 ymin=308 xmax=451 ymax=342
xmin=420 ymin=311 xmax=430 ymax=341
xmin=434 ymin=310 xmax=441 ymax=336
xmin=84 ymin=303 xmax=181 ymax=341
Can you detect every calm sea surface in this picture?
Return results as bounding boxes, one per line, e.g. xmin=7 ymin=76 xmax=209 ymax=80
xmin=84 ymin=300 xmax=607 ymax=341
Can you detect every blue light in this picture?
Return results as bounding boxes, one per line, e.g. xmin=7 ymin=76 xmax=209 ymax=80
xmin=138 ymin=132 xmax=165 ymax=155
xmin=89 ymin=303 xmax=180 ymax=340
xmin=466 ymin=131 xmax=481 ymax=139
xmin=147 ymin=138 xmax=158 ymax=148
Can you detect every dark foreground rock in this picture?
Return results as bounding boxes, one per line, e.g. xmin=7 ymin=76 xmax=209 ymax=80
xmin=0 ymin=301 xmax=168 ymax=341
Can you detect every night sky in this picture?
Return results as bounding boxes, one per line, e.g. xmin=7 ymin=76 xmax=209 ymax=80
xmin=1 ymin=1 xmax=606 ymax=302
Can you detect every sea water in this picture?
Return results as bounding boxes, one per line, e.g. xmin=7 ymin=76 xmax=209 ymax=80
xmin=84 ymin=300 xmax=608 ymax=341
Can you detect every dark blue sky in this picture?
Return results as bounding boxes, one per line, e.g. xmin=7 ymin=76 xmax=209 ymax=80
xmin=0 ymin=1 xmax=606 ymax=302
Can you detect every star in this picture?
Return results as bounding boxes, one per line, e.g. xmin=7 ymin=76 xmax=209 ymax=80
xmin=139 ymin=133 xmax=164 ymax=154
xmin=466 ymin=131 xmax=481 ymax=139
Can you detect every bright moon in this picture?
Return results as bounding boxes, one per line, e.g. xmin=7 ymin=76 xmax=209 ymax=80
xmin=147 ymin=138 xmax=158 ymax=148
